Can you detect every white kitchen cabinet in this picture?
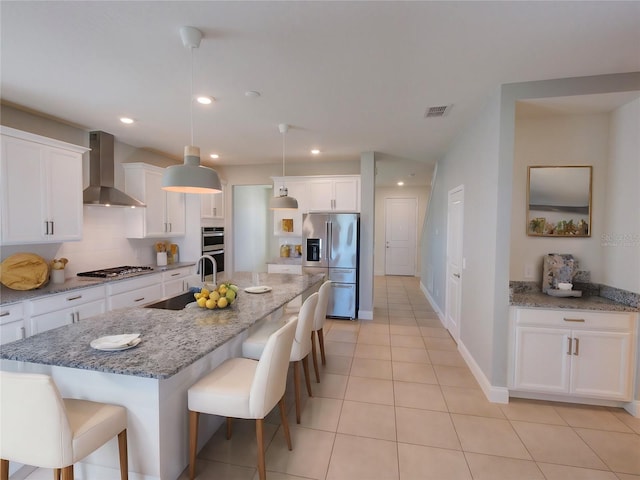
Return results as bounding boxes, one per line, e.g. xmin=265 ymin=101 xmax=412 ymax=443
xmin=510 ymin=307 xmax=637 ymax=401
xmin=272 ymin=175 xmax=360 ymax=237
xmin=29 ymin=285 xmax=107 ymax=335
xmin=1 ymin=127 xmax=87 ymax=245
xmin=162 ymin=267 xmax=193 ymax=297
xmin=307 ymin=176 xmax=360 ymax=212
xmin=267 ymin=263 xmax=302 ymax=275
xmin=0 ymin=303 xmax=26 ymax=345
xmin=201 ymin=181 xmax=226 ymax=219
xmin=123 ymin=163 xmax=186 ymax=238
xmin=108 ymin=273 xmax=163 ymax=310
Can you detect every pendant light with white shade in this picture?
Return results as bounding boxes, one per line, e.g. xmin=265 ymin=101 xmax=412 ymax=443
xmin=270 ymin=123 xmax=298 ymax=210
xmin=162 ymin=26 xmax=222 ymax=194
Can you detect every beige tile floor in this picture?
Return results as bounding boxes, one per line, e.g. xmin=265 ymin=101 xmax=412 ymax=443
xmin=15 ymin=276 xmax=640 ymax=480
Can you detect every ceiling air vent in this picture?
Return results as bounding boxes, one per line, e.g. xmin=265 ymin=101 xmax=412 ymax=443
xmin=424 ymin=104 xmax=452 ymax=118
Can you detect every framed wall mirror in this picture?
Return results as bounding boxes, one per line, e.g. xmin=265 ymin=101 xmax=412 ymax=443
xmin=527 ymin=166 xmax=592 ymax=237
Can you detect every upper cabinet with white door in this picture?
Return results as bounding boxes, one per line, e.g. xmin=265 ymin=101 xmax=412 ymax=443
xmin=306 ymin=176 xmax=360 ymax=212
xmin=1 ymin=127 xmax=88 ymax=245
xmin=272 ymin=175 xmax=360 ymax=236
xmin=201 ymin=181 xmax=226 ymax=219
xmin=123 ymin=163 xmax=186 ymax=238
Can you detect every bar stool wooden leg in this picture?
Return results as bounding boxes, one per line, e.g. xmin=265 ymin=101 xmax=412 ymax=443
xmin=278 ymin=397 xmax=293 ymax=450
xmin=117 ymin=429 xmax=128 ymax=480
xmin=293 ymin=361 xmax=302 ymax=424
xmin=311 ymin=331 xmax=320 ymax=383
xmin=226 ymin=417 xmax=233 ymax=440
xmin=318 ymin=328 xmax=326 ymax=365
xmin=188 ymin=410 xmax=200 ymax=480
xmin=60 ymin=466 xmax=73 ymax=480
xmin=54 ymin=468 xmax=61 ymax=480
xmin=1 ymin=459 xmax=9 ymax=480
xmin=302 ymin=355 xmax=313 ymax=397
xmin=256 ymin=418 xmax=266 ymax=480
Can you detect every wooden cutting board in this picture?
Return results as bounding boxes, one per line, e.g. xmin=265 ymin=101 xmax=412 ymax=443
xmin=0 ymin=253 xmax=50 ymax=290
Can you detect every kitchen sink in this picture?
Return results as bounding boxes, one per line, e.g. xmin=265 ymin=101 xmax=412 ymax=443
xmin=145 ymin=291 xmax=195 ymax=310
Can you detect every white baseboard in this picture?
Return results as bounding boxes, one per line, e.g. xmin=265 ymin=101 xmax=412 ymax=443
xmin=624 ymin=399 xmax=640 ymax=417
xmin=358 ymin=309 xmax=373 ymax=320
xmin=457 ymin=341 xmax=510 ymax=404
xmin=419 ymin=281 xmax=446 ymax=324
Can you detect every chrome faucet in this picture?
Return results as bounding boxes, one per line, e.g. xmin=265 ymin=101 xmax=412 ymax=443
xmin=196 ymin=255 xmax=217 ymax=286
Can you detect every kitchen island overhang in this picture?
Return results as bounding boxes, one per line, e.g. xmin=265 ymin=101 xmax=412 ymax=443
xmin=1 ymin=272 xmax=323 ymax=480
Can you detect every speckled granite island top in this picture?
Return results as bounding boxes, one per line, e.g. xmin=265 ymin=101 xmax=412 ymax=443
xmin=511 ymin=291 xmax=638 ymax=313
xmin=0 ymin=272 xmax=324 ymax=379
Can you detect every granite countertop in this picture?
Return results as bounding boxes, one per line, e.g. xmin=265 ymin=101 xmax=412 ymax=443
xmin=0 ymin=272 xmax=324 ymax=379
xmin=511 ymin=291 xmax=638 ymax=313
xmin=0 ymin=262 xmax=196 ymax=306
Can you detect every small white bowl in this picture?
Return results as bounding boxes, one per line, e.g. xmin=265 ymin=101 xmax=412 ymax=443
xmin=557 ymin=282 xmax=573 ymax=291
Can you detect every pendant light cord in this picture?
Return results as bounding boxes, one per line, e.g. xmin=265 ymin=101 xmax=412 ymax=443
xmin=282 ymin=131 xmax=286 ymax=176
xmin=189 ymin=45 xmax=194 ymax=147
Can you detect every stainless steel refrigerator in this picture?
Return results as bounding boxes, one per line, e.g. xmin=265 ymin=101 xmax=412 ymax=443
xmin=302 ymin=212 xmax=359 ymax=319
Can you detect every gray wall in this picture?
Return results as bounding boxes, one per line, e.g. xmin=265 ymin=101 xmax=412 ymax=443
xmin=421 ymin=72 xmax=640 ymax=396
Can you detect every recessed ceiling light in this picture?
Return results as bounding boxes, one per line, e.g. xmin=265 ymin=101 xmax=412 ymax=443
xmin=120 ymin=117 xmax=134 ymax=124
xmin=210 ymin=153 xmax=219 ymax=159
xmin=245 ymin=90 xmax=261 ymax=98
xmin=196 ymin=96 xmax=214 ymax=105
xmin=311 ymin=149 xmax=320 ymax=155
xmin=397 ymin=181 xmax=404 ymax=186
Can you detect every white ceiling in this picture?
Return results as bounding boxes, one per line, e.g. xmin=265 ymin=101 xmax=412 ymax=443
xmin=1 ymin=1 xmax=639 ymax=187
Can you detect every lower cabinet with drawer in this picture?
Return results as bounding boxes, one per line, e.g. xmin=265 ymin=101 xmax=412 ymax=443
xmin=267 ymin=263 xmax=302 ymax=275
xmin=0 ymin=302 xmax=26 ymax=344
xmin=509 ymin=307 xmax=637 ymax=401
xmin=162 ymin=266 xmax=192 ymax=298
xmin=108 ymin=273 xmax=163 ymax=310
xmin=30 ymin=285 xmax=107 ymax=335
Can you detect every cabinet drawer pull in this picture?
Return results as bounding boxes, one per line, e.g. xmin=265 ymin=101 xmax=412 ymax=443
xmin=171 ymin=273 xmax=180 ymax=277
xmin=51 ymin=221 xmax=54 ymax=235
xmin=563 ymin=318 xmax=585 ymax=322
xmin=574 ymin=338 xmax=580 ymax=356
xmin=67 ymin=295 xmax=82 ymax=301
xmin=134 ymin=297 xmax=145 ymax=302
xmin=44 ymin=221 xmax=50 ymax=235
xmin=567 ymin=337 xmax=573 ymax=355
xmin=0 ymin=311 xmax=9 ymax=317
xmin=70 ymin=312 xmax=75 ymax=323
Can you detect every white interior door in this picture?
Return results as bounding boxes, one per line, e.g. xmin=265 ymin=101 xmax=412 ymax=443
xmin=384 ymin=197 xmax=417 ymax=276
xmin=445 ymin=186 xmax=464 ymax=342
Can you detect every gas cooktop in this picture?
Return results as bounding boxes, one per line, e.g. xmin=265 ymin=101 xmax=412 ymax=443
xmin=77 ymin=266 xmax=154 ymax=278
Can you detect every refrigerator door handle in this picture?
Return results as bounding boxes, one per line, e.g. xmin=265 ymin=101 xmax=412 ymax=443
xmin=326 ymin=221 xmax=332 ymax=261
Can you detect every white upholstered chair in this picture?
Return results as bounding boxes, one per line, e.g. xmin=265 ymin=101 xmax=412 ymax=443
xmin=188 ymin=318 xmax=297 ymax=480
xmin=0 ymin=371 xmax=128 ymax=480
xmin=311 ymin=280 xmax=332 ymax=383
xmin=243 ymin=292 xmax=319 ymax=424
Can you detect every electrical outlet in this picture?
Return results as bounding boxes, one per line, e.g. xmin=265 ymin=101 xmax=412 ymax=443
xmin=524 ymin=263 xmax=535 ymax=279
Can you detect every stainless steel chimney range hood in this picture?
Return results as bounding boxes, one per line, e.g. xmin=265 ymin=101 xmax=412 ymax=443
xmin=83 ymin=131 xmax=146 ymax=207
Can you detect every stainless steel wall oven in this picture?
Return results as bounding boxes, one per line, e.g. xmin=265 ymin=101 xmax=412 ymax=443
xmin=201 ymin=227 xmax=224 ymax=276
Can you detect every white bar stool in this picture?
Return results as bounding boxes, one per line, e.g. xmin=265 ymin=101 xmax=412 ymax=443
xmin=188 ymin=317 xmax=298 ymax=480
xmin=243 ymin=292 xmax=319 ymax=424
xmin=0 ymin=371 xmax=128 ymax=480
xmin=311 ymin=280 xmax=332 ymax=383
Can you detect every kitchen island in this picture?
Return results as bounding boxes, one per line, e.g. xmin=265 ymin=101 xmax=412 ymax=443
xmin=0 ymin=272 xmax=324 ymax=480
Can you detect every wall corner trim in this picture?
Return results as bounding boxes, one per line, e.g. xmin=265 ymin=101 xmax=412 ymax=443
xmin=458 ymin=340 xmax=510 ymax=404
